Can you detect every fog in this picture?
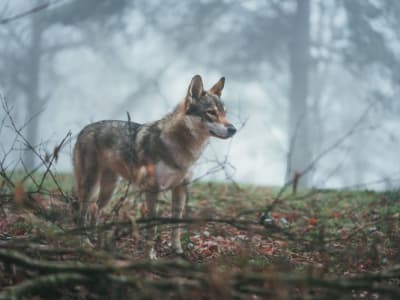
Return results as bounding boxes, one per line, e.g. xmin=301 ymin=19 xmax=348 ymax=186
xmin=1 ymin=0 xmax=400 ymax=190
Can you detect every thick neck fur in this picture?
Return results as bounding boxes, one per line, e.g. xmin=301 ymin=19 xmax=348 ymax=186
xmin=158 ymin=102 xmax=209 ymax=169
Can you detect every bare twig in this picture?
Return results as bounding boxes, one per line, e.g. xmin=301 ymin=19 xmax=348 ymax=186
xmin=276 ymin=101 xmax=375 ymax=200
xmin=1 ymin=97 xmax=69 ymax=199
xmin=0 ymin=0 xmax=66 ymax=25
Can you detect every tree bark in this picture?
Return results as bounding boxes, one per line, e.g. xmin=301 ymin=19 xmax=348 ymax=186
xmin=285 ymin=0 xmax=312 ymax=187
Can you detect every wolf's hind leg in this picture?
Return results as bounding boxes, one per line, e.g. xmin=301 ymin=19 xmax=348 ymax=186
xmin=79 ymin=175 xmax=98 ymax=226
xmin=97 ymin=168 xmax=118 ymax=211
xmin=73 ymin=146 xmax=99 ymax=225
xmin=171 ymin=184 xmax=187 ymax=254
xmin=144 ymin=191 xmax=159 ymax=259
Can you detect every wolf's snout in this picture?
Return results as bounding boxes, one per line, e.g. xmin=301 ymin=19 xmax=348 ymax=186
xmin=226 ymin=124 xmax=237 ymax=137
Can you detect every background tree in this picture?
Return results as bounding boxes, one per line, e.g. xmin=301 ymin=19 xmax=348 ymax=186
xmin=286 ymin=0 xmax=312 ymax=186
xmin=0 ymin=0 xmax=129 ymax=170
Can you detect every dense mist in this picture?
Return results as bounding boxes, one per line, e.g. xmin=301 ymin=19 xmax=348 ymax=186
xmin=1 ymin=0 xmax=400 ymax=190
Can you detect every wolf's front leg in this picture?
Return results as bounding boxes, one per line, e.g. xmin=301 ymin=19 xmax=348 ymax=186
xmin=145 ymin=191 xmax=159 ymax=259
xmin=171 ymin=184 xmax=187 ymax=254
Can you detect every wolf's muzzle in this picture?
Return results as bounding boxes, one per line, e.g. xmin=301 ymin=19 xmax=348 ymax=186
xmin=226 ymin=124 xmax=237 ymax=137
xmin=207 ymin=122 xmax=237 ymax=139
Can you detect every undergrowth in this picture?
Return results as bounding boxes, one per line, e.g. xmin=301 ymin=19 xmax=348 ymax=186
xmin=0 ymin=173 xmax=399 ymax=299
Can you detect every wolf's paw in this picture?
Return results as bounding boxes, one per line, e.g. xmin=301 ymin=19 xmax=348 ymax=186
xmin=82 ymin=236 xmax=95 ymax=248
xmin=172 ymin=240 xmax=183 ymax=255
xmin=149 ymin=247 xmax=158 ymax=260
xmin=174 ymin=247 xmax=183 ymax=255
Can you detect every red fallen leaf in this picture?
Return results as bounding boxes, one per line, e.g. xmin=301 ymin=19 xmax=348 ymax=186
xmin=203 ymin=240 xmax=219 ymax=252
xmin=331 ymin=211 xmax=340 ymax=218
xmin=260 ymin=245 xmax=275 ymax=256
xmin=308 ymin=218 xmax=318 ymax=225
xmin=271 ymin=212 xmax=283 ymax=219
xmin=13 ymin=228 xmax=26 ymax=236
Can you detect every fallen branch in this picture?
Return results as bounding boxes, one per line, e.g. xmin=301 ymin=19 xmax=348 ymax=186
xmin=0 ymin=273 xmax=90 ymax=300
xmin=1 ymin=249 xmax=400 ymax=299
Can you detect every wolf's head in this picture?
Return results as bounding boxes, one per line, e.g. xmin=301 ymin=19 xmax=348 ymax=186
xmin=183 ymin=75 xmax=236 ymax=139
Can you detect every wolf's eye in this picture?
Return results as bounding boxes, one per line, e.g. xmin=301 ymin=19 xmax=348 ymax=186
xmin=204 ymin=110 xmax=217 ymax=122
xmin=206 ymin=110 xmax=217 ymax=117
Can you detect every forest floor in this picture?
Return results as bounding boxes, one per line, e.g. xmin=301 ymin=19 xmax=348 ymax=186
xmin=0 ymin=173 xmax=399 ymax=299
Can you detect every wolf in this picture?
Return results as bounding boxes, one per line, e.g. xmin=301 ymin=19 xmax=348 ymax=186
xmin=73 ymin=75 xmax=236 ymax=257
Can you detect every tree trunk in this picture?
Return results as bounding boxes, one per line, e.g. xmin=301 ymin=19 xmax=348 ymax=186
xmin=285 ymin=0 xmax=312 ymax=187
xmin=23 ymin=11 xmax=42 ymax=170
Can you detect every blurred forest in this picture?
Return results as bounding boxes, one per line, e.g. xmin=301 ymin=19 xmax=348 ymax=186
xmin=1 ymin=0 xmax=400 ymax=189
xmin=0 ymin=1 xmax=400 ymax=300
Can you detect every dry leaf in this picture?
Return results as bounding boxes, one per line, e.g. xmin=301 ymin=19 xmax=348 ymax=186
xmin=14 ymin=182 xmax=26 ymax=207
xmin=53 ymin=144 xmax=61 ymax=162
xmin=260 ymin=245 xmax=275 ymax=256
xmin=308 ymin=218 xmax=318 ymax=225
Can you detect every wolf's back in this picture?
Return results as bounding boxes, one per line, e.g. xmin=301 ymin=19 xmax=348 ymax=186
xmin=73 ymin=120 xmax=141 ymax=168
xmin=76 ymin=120 xmax=140 ymax=148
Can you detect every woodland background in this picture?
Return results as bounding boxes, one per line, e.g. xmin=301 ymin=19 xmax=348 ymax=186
xmin=0 ymin=1 xmax=400 ymax=299
xmin=1 ymin=0 xmax=400 ymax=189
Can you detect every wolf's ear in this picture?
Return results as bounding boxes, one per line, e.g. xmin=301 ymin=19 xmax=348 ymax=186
xmin=209 ymin=77 xmax=225 ymax=96
xmin=183 ymin=75 xmax=204 ymax=112
xmin=187 ymin=74 xmax=204 ymax=100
